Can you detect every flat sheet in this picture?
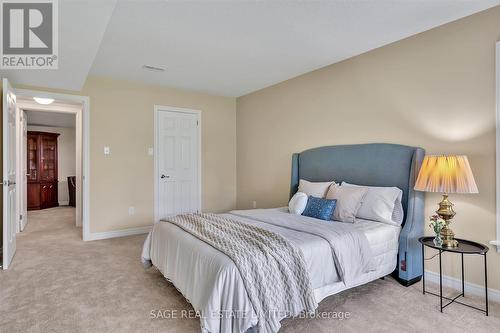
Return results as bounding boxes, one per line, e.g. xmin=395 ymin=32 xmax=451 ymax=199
xmin=142 ymin=208 xmax=400 ymax=333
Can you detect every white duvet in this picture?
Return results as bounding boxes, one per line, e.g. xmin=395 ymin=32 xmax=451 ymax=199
xmin=142 ymin=208 xmax=400 ymax=333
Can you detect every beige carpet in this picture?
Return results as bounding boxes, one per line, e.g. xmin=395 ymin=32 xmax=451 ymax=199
xmin=1 ymin=207 xmax=498 ymax=333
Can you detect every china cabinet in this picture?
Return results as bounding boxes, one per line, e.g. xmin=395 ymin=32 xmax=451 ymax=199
xmin=27 ymin=131 xmax=59 ymax=210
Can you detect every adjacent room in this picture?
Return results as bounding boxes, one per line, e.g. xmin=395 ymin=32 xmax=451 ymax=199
xmin=24 ymin=110 xmax=77 ymax=232
xmin=1 ymin=1 xmax=500 ymax=333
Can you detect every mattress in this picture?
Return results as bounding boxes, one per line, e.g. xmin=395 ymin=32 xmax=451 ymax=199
xmin=143 ymin=208 xmax=400 ymax=332
xmin=353 ymin=217 xmax=400 ymax=272
xmin=313 ymin=217 xmax=400 ymax=301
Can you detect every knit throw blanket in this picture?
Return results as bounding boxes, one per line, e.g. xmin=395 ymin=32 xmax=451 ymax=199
xmin=164 ymin=213 xmax=317 ymax=333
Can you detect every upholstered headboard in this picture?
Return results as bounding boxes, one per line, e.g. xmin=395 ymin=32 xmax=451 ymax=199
xmin=290 ymin=143 xmax=425 ymax=286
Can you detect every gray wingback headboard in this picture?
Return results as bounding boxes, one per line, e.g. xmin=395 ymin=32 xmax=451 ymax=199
xmin=290 ymin=143 xmax=425 ymax=286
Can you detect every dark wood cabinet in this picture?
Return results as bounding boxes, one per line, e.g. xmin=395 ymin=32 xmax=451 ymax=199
xmin=27 ymin=131 xmax=59 ymax=210
xmin=27 ymin=183 xmax=40 ymax=209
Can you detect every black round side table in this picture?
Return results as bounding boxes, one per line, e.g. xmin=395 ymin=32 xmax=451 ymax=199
xmin=419 ymin=236 xmax=489 ymax=316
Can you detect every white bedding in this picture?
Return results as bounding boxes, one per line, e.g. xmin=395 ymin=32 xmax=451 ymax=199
xmin=142 ymin=208 xmax=400 ymax=333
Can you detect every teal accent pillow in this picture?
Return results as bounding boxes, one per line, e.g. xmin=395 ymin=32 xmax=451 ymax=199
xmin=302 ymin=196 xmax=337 ymax=221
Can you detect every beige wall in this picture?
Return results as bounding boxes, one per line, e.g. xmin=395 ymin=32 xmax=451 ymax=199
xmin=27 ymin=125 xmax=76 ymax=205
xmin=237 ymin=7 xmax=500 ymax=289
xmin=17 ymin=76 xmax=237 ymax=233
xmin=81 ymin=77 xmax=236 ymax=233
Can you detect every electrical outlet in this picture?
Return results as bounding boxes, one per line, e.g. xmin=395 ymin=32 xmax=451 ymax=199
xmin=104 ymin=146 xmax=111 ymax=155
xmin=148 ymin=147 xmax=154 ymax=156
xmin=128 ymin=206 xmax=135 ymax=215
xmin=252 ymin=201 xmax=257 ymax=209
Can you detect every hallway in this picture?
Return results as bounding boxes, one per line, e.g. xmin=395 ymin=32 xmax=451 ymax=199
xmin=24 ymin=207 xmax=79 ymax=240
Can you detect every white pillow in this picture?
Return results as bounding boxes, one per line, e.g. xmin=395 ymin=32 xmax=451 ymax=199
xmin=298 ymin=179 xmax=335 ymax=198
xmin=326 ymin=184 xmax=368 ymax=223
xmin=341 ymin=182 xmax=403 ymax=226
xmin=288 ymin=192 xmax=308 ymax=215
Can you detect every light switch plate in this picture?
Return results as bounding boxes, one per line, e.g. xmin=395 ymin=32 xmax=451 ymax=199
xmin=104 ymin=146 xmax=110 ymax=155
xmin=148 ymin=147 xmax=154 ymax=156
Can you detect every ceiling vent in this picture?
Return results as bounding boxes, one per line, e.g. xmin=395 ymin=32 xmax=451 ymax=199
xmin=142 ymin=65 xmax=165 ymax=72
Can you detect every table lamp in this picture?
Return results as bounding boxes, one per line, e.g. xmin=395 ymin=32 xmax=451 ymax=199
xmin=414 ymin=155 xmax=478 ymax=248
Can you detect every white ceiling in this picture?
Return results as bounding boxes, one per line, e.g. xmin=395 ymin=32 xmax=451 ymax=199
xmin=25 ymin=110 xmax=76 ymax=128
xmin=3 ymin=0 xmax=500 ymax=97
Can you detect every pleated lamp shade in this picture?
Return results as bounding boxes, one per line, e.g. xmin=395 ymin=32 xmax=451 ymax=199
xmin=414 ymin=155 xmax=478 ymax=194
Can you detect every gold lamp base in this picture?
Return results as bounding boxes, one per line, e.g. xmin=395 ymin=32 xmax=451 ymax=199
xmin=440 ymin=224 xmax=458 ymax=248
xmin=437 ymin=194 xmax=458 ymax=248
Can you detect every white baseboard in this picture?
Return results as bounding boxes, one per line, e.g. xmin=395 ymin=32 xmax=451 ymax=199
xmin=425 ymin=270 xmax=500 ymax=303
xmin=85 ymin=226 xmax=151 ymax=241
xmin=59 ymin=201 xmax=69 ymax=206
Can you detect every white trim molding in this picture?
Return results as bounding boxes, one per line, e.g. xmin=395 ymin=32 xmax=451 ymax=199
xmin=153 ymin=105 xmax=202 ymax=223
xmin=15 ymin=88 xmax=91 ymax=241
xmin=495 ymin=41 xmax=500 ymax=253
xmin=85 ymin=226 xmax=152 ymax=241
xmin=425 ymin=270 xmax=500 ymax=304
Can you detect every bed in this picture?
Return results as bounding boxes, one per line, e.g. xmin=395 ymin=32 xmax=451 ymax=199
xmin=142 ymin=143 xmax=425 ymax=333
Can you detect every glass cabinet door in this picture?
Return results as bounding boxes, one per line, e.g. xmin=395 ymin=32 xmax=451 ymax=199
xmin=40 ymin=136 xmax=57 ymax=182
xmin=27 ymin=135 xmax=38 ymax=181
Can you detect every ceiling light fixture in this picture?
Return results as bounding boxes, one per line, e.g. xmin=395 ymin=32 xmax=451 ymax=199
xmin=33 ymin=97 xmax=55 ymax=105
xmin=142 ymin=65 xmax=165 ymax=72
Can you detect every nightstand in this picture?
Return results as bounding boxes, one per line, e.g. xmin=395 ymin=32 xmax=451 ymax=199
xmin=419 ymin=236 xmax=489 ymax=316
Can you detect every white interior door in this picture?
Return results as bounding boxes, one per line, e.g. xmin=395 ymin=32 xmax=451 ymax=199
xmin=156 ymin=109 xmax=200 ymax=220
xmin=3 ymin=78 xmax=17 ymax=269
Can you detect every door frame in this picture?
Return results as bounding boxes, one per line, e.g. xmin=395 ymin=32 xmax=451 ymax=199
xmin=153 ymin=105 xmax=201 ymax=223
xmin=16 ymin=109 xmax=27 ymax=232
xmin=15 ymin=88 xmax=91 ymax=241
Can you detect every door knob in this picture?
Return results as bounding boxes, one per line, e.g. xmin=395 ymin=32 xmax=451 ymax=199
xmin=160 ymin=174 xmax=170 ymax=179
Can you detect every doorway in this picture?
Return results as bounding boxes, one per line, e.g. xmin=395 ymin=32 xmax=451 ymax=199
xmin=154 ymin=106 xmax=201 ymax=223
xmin=23 ymin=110 xmax=77 ymax=232
xmin=2 ymin=79 xmax=90 ymax=269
